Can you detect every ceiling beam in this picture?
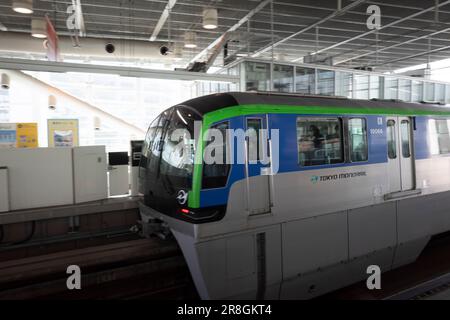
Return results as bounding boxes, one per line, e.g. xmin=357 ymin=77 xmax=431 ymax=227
xmin=252 ymin=0 xmax=368 ymax=57
xmin=150 ymin=0 xmax=177 ymax=41
xmin=293 ymin=0 xmax=450 ymax=62
xmin=335 ymin=26 xmax=450 ymax=65
xmin=186 ymin=0 xmax=271 ymax=66
xmin=367 ymin=43 xmax=450 ymax=69
xmin=0 ymin=57 xmax=240 ymax=83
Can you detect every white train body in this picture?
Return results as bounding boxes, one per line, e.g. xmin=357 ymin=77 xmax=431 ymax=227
xmin=139 ymin=92 xmax=450 ymax=299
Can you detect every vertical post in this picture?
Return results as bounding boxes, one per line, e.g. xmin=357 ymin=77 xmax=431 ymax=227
xmin=352 ymin=72 xmax=356 ymax=99
xmin=315 ymin=26 xmax=319 ymax=53
xmin=293 ymin=65 xmax=297 ymax=93
xmin=435 ymin=0 xmax=440 ymax=24
xmin=410 ymin=80 xmax=413 ymax=102
xmin=422 ymin=81 xmax=426 ymax=101
xmin=314 ymin=68 xmax=318 ymax=94
xmin=240 ymin=61 xmax=246 ymax=92
xmin=270 ymin=0 xmax=274 ymax=91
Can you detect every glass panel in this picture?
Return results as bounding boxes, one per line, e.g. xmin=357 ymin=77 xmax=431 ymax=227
xmin=335 ymin=72 xmax=352 ymax=98
xmin=348 ymin=118 xmax=368 ymax=162
xmin=446 ymin=85 xmax=450 ymax=104
xmin=160 ymin=109 xmax=197 ymax=182
xmin=202 ymin=122 xmax=230 ymax=189
xmin=354 ymin=74 xmax=369 ymax=99
xmin=142 ymin=115 xmax=161 ymax=159
xmin=295 ymin=67 xmax=315 ymax=94
xmin=424 ymin=82 xmax=435 ymax=101
xmin=369 ymin=75 xmax=380 ymax=99
xmin=412 ymin=80 xmax=423 ymax=102
xmin=317 ymin=69 xmax=335 ymax=96
xmin=435 ymin=83 xmax=445 ymax=103
xmin=247 ymin=118 xmax=262 ymax=161
xmin=245 ymin=62 xmax=270 ymax=91
xmin=228 ymin=65 xmax=239 ymax=76
xmin=145 ymin=112 xmax=171 ymax=175
xmin=273 ymin=64 xmax=294 ymax=92
xmin=434 ymin=119 xmax=450 ymax=154
xmin=384 ymin=77 xmax=398 ymax=99
xmin=398 ymin=79 xmax=411 ymax=102
xmin=400 ymin=120 xmax=411 ymax=158
xmin=297 ymin=117 xmax=343 ymax=166
xmin=387 ymin=120 xmax=397 ymax=159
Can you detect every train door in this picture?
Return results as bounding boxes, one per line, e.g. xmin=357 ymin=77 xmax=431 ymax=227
xmin=244 ymin=116 xmax=271 ymax=215
xmin=386 ymin=116 xmax=415 ymax=193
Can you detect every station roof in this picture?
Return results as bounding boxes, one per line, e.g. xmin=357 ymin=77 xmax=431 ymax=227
xmin=1 ymin=1 xmax=450 ymax=72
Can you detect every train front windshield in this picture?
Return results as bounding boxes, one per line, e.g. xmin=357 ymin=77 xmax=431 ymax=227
xmin=139 ymin=106 xmax=200 ymax=214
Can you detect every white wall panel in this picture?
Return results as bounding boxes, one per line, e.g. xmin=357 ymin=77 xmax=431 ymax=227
xmin=0 ymin=148 xmax=73 ymax=210
xmin=73 ymin=146 xmax=107 ymax=203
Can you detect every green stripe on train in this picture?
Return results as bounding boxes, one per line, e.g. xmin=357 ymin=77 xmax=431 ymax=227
xmin=187 ymin=103 xmax=450 ymax=208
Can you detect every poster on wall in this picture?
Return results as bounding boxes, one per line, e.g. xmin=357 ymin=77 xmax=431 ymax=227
xmin=16 ymin=123 xmax=38 ymax=148
xmin=0 ymin=123 xmax=16 ymax=148
xmin=47 ymin=119 xmax=79 ymax=147
xmin=0 ymin=123 xmax=39 ymax=148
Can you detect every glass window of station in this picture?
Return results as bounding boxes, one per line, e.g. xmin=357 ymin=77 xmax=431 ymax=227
xmin=236 ymin=61 xmax=450 ymax=105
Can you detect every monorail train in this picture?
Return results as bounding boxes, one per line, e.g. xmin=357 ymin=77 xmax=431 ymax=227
xmin=138 ymin=92 xmax=450 ymax=299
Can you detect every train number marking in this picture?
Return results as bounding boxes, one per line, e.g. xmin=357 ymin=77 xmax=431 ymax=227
xmin=370 ymin=128 xmax=383 ymax=135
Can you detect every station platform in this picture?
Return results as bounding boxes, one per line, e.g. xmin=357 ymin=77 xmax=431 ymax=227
xmin=0 ymin=196 xmax=141 ymax=225
xmin=0 ymin=196 xmax=143 ymax=261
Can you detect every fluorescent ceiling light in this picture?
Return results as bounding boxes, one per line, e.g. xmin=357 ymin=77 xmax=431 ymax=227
xmin=12 ymin=0 xmax=33 ymax=14
xmin=203 ymin=8 xmax=218 ymax=30
xmin=184 ymin=32 xmax=197 ymax=48
xmin=31 ymin=19 xmax=47 ymax=38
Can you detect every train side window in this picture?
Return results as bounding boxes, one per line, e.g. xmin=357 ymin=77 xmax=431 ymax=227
xmin=400 ymin=120 xmax=411 ymax=158
xmin=348 ymin=118 xmax=368 ymax=162
xmin=297 ymin=117 xmax=344 ymax=166
xmin=432 ymin=119 xmax=450 ymax=155
xmin=202 ymin=122 xmax=230 ymax=189
xmin=387 ymin=120 xmax=397 ymax=159
xmin=247 ymin=118 xmax=262 ymax=161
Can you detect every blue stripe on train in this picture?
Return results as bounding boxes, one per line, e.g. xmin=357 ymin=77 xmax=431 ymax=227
xmin=199 ymin=114 xmax=429 ymax=208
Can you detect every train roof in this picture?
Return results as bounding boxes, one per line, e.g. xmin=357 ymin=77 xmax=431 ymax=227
xmin=177 ymin=91 xmax=450 ymax=116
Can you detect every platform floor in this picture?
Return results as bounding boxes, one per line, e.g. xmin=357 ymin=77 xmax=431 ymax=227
xmin=0 ymin=196 xmax=141 ymax=224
